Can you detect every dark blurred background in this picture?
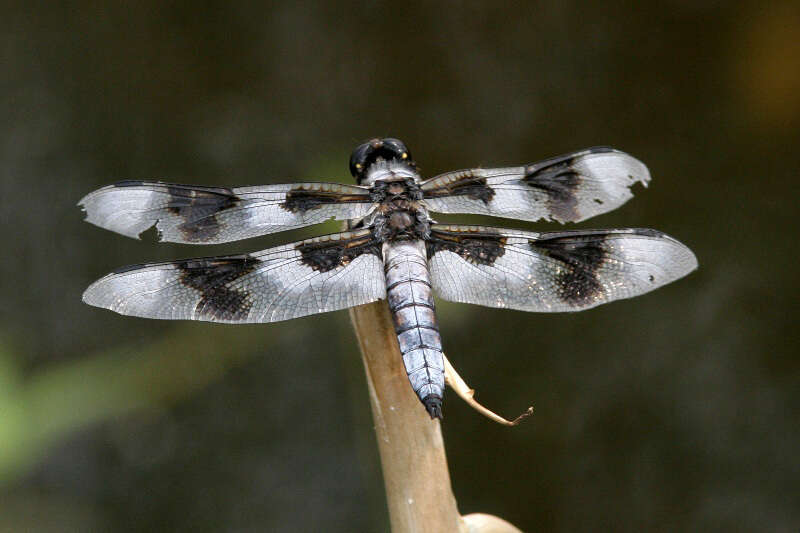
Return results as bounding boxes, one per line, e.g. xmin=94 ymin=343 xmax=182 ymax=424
xmin=1 ymin=1 xmax=798 ymax=531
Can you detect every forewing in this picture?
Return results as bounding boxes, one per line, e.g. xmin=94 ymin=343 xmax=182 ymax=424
xmin=427 ymin=225 xmax=697 ymax=312
xmin=83 ymin=229 xmax=386 ymax=323
xmin=79 ymin=181 xmax=375 ymax=244
xmin=421 ymin=147 xmax=650 ymax=223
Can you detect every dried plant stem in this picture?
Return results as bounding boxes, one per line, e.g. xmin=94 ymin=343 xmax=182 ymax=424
xmin=444 ymin=355 xmax=534 ymax=427
xmin=349 ymin=301 xmax=523 ymax=533
xmin=350 ymin=301 xmax=462 ymax=532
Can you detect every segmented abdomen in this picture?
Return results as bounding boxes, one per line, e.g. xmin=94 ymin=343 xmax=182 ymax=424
xmin=383 ymin=240 xmax=445 ymax=418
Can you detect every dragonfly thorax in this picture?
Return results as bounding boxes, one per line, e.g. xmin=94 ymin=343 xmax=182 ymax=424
xmin=388 ymin=211 xmax=415 ymax=231
xmin=369 ymin=176 xmax=431 ymax=242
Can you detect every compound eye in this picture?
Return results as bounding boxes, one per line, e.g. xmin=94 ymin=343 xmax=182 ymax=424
xmin=382 ymin=138 xmax=412 ymax=162
xmin=349 ymin=141 xmax=375 ymax=179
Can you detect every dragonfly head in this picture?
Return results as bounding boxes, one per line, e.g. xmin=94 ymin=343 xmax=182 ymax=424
xmin=350 ymin=138 xmax=416 ymax=185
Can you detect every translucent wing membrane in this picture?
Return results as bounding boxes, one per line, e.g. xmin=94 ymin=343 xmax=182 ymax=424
xmin=83 ymin=230 xmax=386 ymax=323
xmin=427 ymin=225 xmax=697 ymax=312
xmin=421 ymin=147 xmax=650 ymax=223
xmin=79 ymin=181 xmax=375 ymax=244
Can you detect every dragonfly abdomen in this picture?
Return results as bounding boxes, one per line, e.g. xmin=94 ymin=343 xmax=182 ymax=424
xmin=383 ymin=240 xmax=445 ymax=419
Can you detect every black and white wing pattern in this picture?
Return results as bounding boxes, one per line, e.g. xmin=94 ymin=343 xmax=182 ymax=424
xmin=79 ymin=181 xmax=375 ymax=244
xmin=426 ymin=225 xmax=697 ymax=312
xmin=421 ymin=147 xmax=650 ymax=224
xmin=83 ymin=229 xmax=385 ymax=323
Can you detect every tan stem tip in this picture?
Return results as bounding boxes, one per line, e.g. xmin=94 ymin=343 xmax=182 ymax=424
xmin=462 ymin=513 xmax=525 ymax=533
xmin=444 ymin=353 xmax=533 ymax=426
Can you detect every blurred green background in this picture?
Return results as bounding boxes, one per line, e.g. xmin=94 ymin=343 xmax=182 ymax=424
xmin=1 ymin=1 xmax=798 ymax=531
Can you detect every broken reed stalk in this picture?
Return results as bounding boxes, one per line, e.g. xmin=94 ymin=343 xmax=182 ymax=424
xmin=349 ymin=301 xmax=523 ymax=533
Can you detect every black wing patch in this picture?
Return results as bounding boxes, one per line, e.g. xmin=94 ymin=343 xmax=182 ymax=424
xmin=176 ymin=255 xmax=261 ymax=321
xmin=281 ymin=186 xmax=375 ymax=213
xmin=421 ymin=172 xmax=496 ymax=204
xmin=426 ymin=226 xmax=507 ymax=266
xmin=297 ymin=233 xmax=382 ymax=272
xmin=528 ymin=230 xmax=611 ymax=307
xmin=164 ymin=184 xmax=240 ymax=242
xmin=519 ymin=150 xmax=616 ymax=221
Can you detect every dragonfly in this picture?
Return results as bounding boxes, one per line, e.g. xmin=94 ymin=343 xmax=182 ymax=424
xmin=81 ymin=138 xmax=698 ymax=419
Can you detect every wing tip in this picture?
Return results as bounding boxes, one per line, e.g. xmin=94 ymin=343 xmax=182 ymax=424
xmin=77 ymin=183 xmax=159 ymax=240
xmin=81 ymin=279 xmax=107 ymax=309
xmin=631 ymin=228 xmax=699 ymax=280
xmin=582 ymin=146 xmax=651 ymax=185
xmin=684 ymin=247 xmax=700 ymax=274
